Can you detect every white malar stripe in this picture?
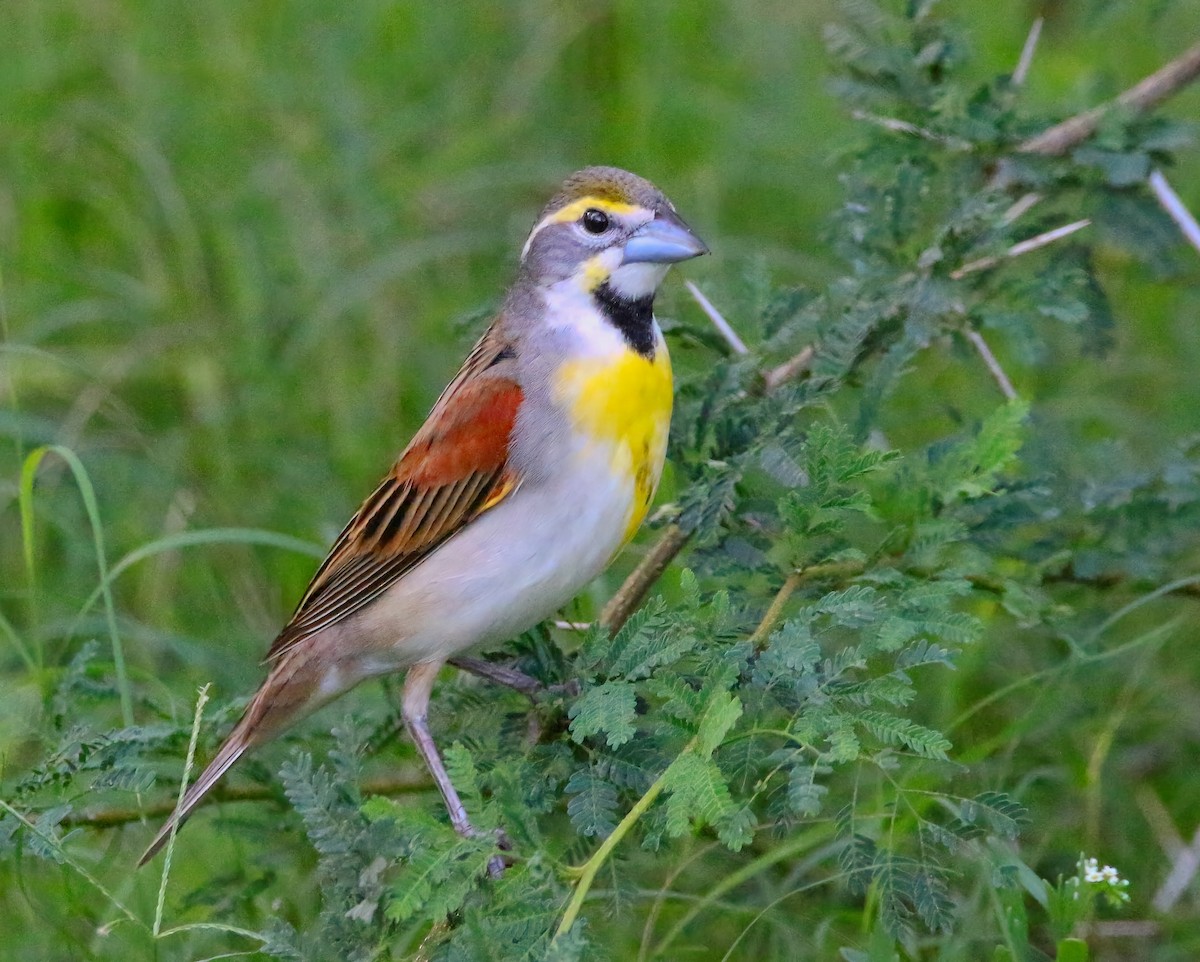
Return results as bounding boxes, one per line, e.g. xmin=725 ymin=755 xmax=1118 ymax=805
xmin=539 ymin=272 xmax=629 ymax=360
xmin=607 ymin=261 xmax=669 ymax=300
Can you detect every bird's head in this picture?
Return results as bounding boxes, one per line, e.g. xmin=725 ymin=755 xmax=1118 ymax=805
xmin=519 ymin=166 xmax=708 ymax=297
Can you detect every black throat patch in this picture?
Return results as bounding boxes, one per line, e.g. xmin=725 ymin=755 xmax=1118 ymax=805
xmin=593 ymin=282 xmax=656 ymax=359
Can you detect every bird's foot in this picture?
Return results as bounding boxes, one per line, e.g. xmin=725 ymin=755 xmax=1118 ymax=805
xmin=464 ymin=824 xmax=511 ymax=879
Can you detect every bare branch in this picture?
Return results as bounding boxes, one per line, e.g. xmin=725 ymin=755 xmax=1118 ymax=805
xmin=686 ymin=281 xmax=748 ymax=355
xmin=950 ymin=219 xmax=1091 ymax=279
xmin=750 ymin=559 xmax=867 ymax=648
xmin=1019 ymin=40 xmax=1200 ymax=156
xmin=1148 ymin=169 xmax=1200 ymax=257
xmin=1012 ymin=18 xmax=1044 ymax=87
xmin=64 ymin=770 xmax=432 ymax=830
xmin=964 ymin=329 xmax=1018 ymax=402
xmin=601 ymin=523 xmax=690 ymax=634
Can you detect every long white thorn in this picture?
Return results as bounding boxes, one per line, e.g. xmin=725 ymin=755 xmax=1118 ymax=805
xmin=964 ymin=329 xmax=1018 ymax=402
xmin=1013 ymin=18 xmax=1044 ymax=87
xmin=951 ymin=219 xmax=1092 ymax=279
xmin=1149 ymin=169 xmax=1200 ymax=257
xmin=685 ymin=281 xmax=748 ymax=355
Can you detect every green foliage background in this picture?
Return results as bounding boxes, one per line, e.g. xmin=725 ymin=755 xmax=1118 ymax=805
xmin=3 ymin=1 xmax=1200 ymax=959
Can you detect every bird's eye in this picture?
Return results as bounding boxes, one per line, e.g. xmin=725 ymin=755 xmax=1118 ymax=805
xmin=581 ymin=208 xmax=610 ymax=234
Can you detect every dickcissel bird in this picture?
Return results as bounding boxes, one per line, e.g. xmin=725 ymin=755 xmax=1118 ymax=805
xmin=140 ymin=166 xmax=707 ymax=873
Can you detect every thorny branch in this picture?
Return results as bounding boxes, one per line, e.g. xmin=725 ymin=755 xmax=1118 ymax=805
xmin=603 ymin=38 xmax=1200 ymax=637
xmin=1017 ymin=39 xmax=1200 ymax=156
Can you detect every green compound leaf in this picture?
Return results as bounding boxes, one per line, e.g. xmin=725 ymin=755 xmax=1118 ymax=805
xmin=569 ymin=680 xmax=637 ymax=749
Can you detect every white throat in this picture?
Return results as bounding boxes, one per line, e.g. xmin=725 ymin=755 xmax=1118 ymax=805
xmin=607 ymin=261 xmax=669 ymax=299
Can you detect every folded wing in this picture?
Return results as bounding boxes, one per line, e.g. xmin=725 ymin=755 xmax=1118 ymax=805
xmin=266 ymin=333 xmax=523 ymax=662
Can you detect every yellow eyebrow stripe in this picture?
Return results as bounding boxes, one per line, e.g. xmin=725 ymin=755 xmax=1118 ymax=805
xmin=544 ymin=196 xmax=639 ymax=225
xmin=521 ymin=196 xmax=643 ymax=260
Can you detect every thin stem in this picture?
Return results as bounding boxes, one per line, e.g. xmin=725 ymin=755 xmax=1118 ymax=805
xmin=553 ymin=740 xmax=695 ymax=943
xmin=0 ymin=798 xmax=146 ymax=932
xmin=0 ymin=606 xmax=36 ymax=674
xmin=750 ymin=571 xmax=803 ymax=647
xmin=651 ymin=824 xmax=837 ymax=959
xmin=155 ymin=684 xmax=210 ymax=936
xmin=21 ymin=446 xmax=133 ymax=723
xmin=850 ymin=110 xmax=972 ymax=150
xmin=750 ymin=559 xmax=869 ymax=649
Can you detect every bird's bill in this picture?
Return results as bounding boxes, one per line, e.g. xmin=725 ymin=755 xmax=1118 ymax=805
xmin=621 ymin=210 xmax=709 ymax=265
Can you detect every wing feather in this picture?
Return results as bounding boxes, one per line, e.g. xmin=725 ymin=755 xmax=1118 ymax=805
xmin=265 ymin=332 xmax=522 ymax=662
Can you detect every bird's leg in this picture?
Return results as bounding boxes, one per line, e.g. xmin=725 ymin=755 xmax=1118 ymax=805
xmin=449 ymin=655 xmax=543 ymax=696
xmin=402 ymin=662 xmax=507 ymax=879
xmin=450 ymin=655 xmax=581 ymax=698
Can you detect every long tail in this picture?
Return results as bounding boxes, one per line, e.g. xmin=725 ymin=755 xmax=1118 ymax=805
xmin=138 ymin=648 xmax=326 ymax=865
xmin=138 ymin=719 xmax=252 ymax=865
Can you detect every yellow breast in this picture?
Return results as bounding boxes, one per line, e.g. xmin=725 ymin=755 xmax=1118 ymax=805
xmin=554 ymin=344 xmax=673 ymax=542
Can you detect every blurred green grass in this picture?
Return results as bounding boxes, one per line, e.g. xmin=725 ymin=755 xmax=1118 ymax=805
xmin=3 ymin=0 xmax=1200 ymax=958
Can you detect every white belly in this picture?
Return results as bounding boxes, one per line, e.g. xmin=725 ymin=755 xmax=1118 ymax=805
xmin=345 ymin=443 xmax=635 ymax=670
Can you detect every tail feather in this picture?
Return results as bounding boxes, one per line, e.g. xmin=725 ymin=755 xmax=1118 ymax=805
xmin=139 ymin=648 xmax=328 ymax=865
xmin=138 ymin=727 xmax=250 ymax=866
